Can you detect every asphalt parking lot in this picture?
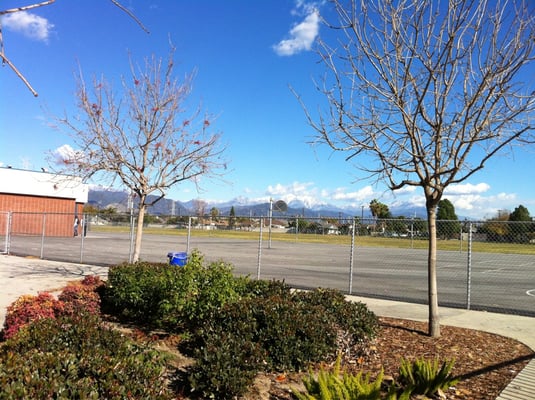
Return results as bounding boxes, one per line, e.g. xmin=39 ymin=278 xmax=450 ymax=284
xmin=4 ymin=231 xmax=535 ymax=317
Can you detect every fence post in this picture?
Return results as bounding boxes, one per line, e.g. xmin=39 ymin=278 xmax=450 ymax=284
xmin=40 ymin=213 xmax=46 ymax=259
xmin=257 ymin=217 xmax=263 ymax=280
xmin=80 ymin=215 xmax=86 ymax=264
xmin=459 ymin=221 xmax=463 ymax=252
xmin=268 ymin=198 xmax=273 ymax=249
xmin=7 ymin=212 xmax=12 ymax=254
xmin=466 ymin=222 xmax=473 ymax=310
xmin=128 ymin=217 xmax=134 ymax=264
xmin=348 ymin=216 xmax=356 ymax=294
xmin=2 ymin=212 xmax=12 ymax=254
xmin=187 ymin=216 xmax=192 ymax=254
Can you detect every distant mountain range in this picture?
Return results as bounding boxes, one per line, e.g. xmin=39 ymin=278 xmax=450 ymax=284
xmin=87 ymin=188 xmax=428 ymax=219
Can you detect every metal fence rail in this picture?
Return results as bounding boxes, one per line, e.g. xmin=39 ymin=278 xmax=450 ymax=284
xmin=3 ymin=212 xmax=535 ymax=317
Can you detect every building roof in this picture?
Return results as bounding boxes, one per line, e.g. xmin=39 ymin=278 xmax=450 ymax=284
xmin=0 ymin=167 xmax=88 ymax=203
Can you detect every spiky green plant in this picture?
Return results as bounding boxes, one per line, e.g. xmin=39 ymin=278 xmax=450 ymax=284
xmin=293 ymin=354 xmax=388 ymax=400
xmin=398 ymin=357 xmax=459 ymax=397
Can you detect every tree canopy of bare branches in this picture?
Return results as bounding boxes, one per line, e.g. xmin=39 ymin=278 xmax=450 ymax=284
xmin=54 ymin=50 xmax=227 ymax=262
xmin=296 ymin=0 xmax=535 ymax=336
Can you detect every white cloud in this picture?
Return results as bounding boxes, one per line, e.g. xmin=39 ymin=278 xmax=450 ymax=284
xmin=267 ymin=181 xmax=316 ymax=197
xmin=266 ymin=181 xmax=322 ymax=207
xmin=444 ymin=189 xmax=517 ymax=219
xmin=329 ymin=185 xmax=374 ymax=202
xmin=445 ymin=182 xmax=491 ymax=195
xmin=52 ymin=144 xmax=84 ymax=164
xmin=273 ymin=6 xmax=320 ymax=56
xmin=1 ymin=11 xmax=54 ymax=42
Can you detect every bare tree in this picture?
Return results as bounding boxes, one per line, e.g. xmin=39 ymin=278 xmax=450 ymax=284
xmin=0 ymin=0 xmax=148 ymax=96
xmin=54 ymin=50 xmax=227 ymax=262
xmin=295 ymin=0 xmax=535 ymax=336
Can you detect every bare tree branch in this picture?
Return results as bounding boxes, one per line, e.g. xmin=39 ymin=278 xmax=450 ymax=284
xmin=0 ymin=0 xmax=54 ymax=16
xmin=0 ymin=52 xmax=38 ymax=96
xmin=0 ymin=0 xmax=149 ymax=96
xmin=109 ymin=0 xmax=150 ymax=34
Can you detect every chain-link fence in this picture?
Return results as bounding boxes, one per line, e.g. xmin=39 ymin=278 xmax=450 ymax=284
xmin=3 ymin=212 xmax=535 ymax=317
xmin=0 ymin=212 xmax=10 ymax=254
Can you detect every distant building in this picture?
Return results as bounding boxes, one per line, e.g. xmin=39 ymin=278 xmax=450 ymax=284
xmin=0 ymin=167 xmax=88 ymax=237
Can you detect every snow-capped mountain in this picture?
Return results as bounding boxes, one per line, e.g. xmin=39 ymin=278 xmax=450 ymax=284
xmin=87 ymin=189 xmax=427 ymax=219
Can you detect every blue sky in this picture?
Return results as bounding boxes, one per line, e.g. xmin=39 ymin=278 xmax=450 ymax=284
xmin=1 ymin=0 xmax=534 ymax=219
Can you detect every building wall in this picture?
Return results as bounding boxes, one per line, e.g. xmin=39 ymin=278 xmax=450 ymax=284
xmin=0 ymin=193 xmax=83 ymax=237
xmin=0 ymin=168 xmax=88 ymax=237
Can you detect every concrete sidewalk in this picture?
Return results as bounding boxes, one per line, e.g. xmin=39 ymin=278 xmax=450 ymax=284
xmin=1 ymin=254 xmax=533 ymax=399
xmin=0 ymin=254 xmax=108 ymax=324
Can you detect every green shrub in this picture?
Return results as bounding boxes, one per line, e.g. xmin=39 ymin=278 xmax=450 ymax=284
xmin=189 ymin=290 xmax=373 ymax=399
xmin=189 ymin=300 xmax=265 ymax=399
xmin=239 ymin=278 xmax=292 ymax=299
xmin=294 ymin=288 xmax=379 ymax=344
xmin=0 ymin=314 xmax=173 ymax=399
xmin=173 ymin=253 xmax=247 ymax=330
xmin=252 ymin=295 xmax=337 ymax=371
xmin=102 ymin=250 xmax=247 ymax=332
xmin=190 ymin=296 xmax=319 ymax=399
xmin=187 ymin=287 xmax=379 ymax=399
xmin=101 ymin=261 xmax=177 ymax=325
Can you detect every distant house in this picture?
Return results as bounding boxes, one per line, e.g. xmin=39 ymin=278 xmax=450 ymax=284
xmin=0 ymin=167 xmax=88 ymax=237
xmin=323 ymin=223 xmax=340 ymax=235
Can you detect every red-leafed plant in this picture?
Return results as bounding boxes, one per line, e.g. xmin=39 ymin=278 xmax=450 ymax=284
xmin=58 ymin=277 xmax=103 ymax=317
xmin=2 ymin=275 xmax=104 ymax=340
xmin=2 ymin=292 xmax=63 ymax=339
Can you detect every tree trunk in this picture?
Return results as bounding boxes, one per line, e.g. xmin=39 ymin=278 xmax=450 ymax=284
xmin=426 ymin=205 xmax=441 ymax=337
xmin=132 ymin=202 xmax=146 ymax=263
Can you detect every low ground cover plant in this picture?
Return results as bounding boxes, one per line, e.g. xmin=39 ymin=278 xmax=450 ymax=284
xmin=0 ymin=314 xmax=173 ymax=399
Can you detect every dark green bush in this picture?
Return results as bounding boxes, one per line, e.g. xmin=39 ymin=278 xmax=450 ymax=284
xmin=101 ymin=261 xmax=177 ymax=325
xmin=189 ymin=300 xmax=266 ymax=399
xmin=239 ymin=278 xmax=292 ymax=299
xmin=102 ymin=250 xmax=247 ymax=332
xmin=251 ymin=295 xmax=337 ymax=371
xmin=189 ymin=288 xmax=378 ymax=399
xmin=0 ymin=314 xmax=173 ymax=399
xmin=294 ymin=288 xmax=379 ymax=345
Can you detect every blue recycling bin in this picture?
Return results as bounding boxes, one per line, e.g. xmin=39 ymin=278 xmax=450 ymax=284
xmin=167 ymin=251 xmax=188 ymax=266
